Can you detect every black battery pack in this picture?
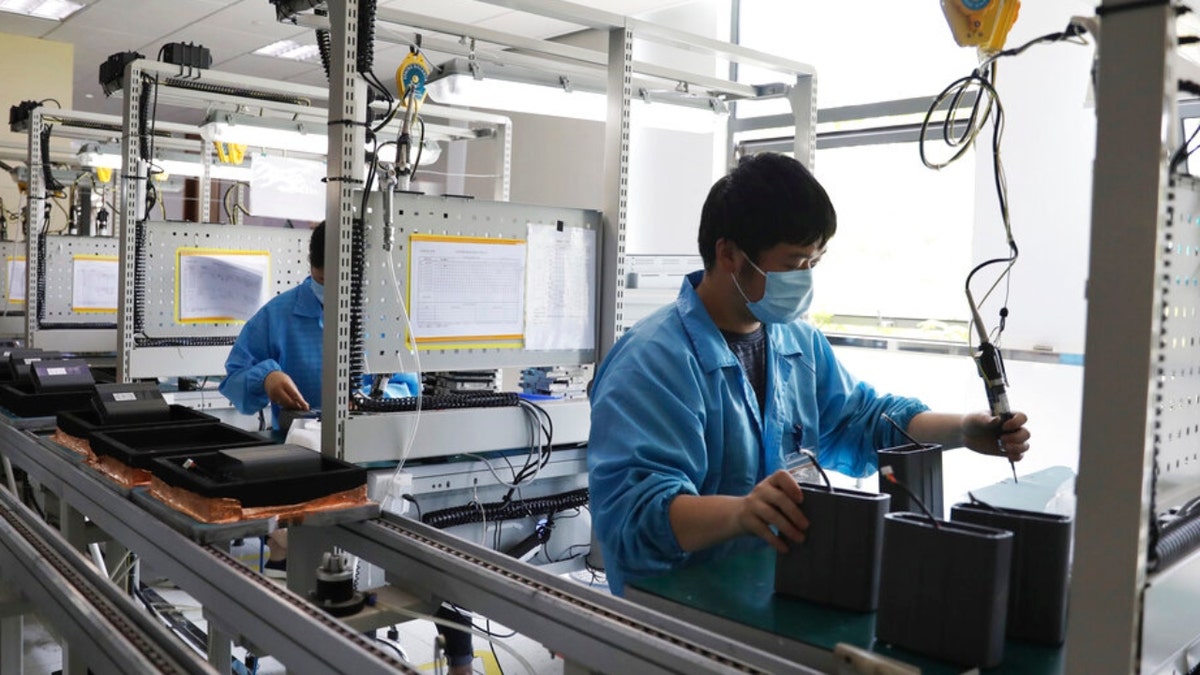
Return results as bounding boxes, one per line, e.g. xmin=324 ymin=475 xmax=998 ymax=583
xmin=876 ymin=512 xmax=1013 ymax=668
xmin=877 ymin=442 xmax=943 ymax=518
xmin=91 ymin=382 xmax=170 ymax=424
xmin=774 ymin=483 xmax=889 ymax=611
xmin=7 ymin=349 xmax=62 ymax=385
xmin=950 ymin=502 xmax=1073 ymax=645
xmin=151 ymin=444 xmax=366 ymax=507
xmin=30 ymin=359 xmax=95 ymax=393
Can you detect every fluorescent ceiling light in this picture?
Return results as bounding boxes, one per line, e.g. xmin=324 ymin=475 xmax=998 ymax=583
xmin=0 ymin=0 xmax=83 ymax=20
xmin=201 ymin=113 xmax=328 ymax=154
xmin=254 ymin=39 xmax=321 ymax=62
xmin=78 ymin=147 xmax=252 ymax=181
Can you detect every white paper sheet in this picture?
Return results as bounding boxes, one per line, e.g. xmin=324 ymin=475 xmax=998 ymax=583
xmin=524 ymin=224 xmax=597 ymax=350
xmin=6 ymin=258 xmax=25 ymax=303
xmin=249 ymin=155 xmax=326 ymax=222
xmin=178 ymin=253 xmax=270 ymax=322
xmin=409 ymin=237 xmax=526 ymax=340
xmin=71 ymin=256 xmax=119 ymax=312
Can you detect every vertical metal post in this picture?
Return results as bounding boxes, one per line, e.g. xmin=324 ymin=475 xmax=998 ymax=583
xmin=789 ymin=75 xmax=816 ymax=170
xmin=117 ymin=63 xmax=146 ymax=383
xmin=1066 ymin=2 xmax=1174 ymax=672
xmin=725 ymin=0 xmax=740 ymax=170
xmin=323 ymin=0 xmax=367 ymax=460
xmin=285 ymin=524 xmax=321 ymax=599
xmin=493 ymin=120 xmax=513 ymax=202
xmin=25 ymin=109 xmax=43 ymax=347
xmin=200 ymin=140 xmax=212 ymax=223
xmin=205 ymin=610 xmax=232 ymax=671
xmin=598 ymin=24 xmax=634 ymax=361
xmin=0 ymin=616 xmax=21 ymax=675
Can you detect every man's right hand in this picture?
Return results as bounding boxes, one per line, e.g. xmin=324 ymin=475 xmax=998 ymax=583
xmin=737 ymin=469 xmax=809 ymax=552
xmin=264 ymin=371 xmax=309 ymax=411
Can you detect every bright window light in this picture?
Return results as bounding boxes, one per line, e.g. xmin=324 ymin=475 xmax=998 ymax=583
xmin=0 ymin=0 xmax=84 ymax=20
xmin=253 ymin=39 xmax=321 ymax=62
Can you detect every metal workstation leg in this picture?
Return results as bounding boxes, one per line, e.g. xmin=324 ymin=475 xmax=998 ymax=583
xmin=0 ymin=583 xmax=28 ymax=675
xmin=205 ymin=609 xmax=232 ymax=672
xmin=285 ymin=525 xmax=322 ymax=598
xmin=58 ymin=501 xmax=87 ymax=554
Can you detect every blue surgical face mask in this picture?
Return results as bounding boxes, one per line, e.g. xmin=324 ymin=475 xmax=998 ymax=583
xmin=733 ymin=256 xmax=814 ymax=324
xmin=311 ymin=277 xmax=324 ymax=306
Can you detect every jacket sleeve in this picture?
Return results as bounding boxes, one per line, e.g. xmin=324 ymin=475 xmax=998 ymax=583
xmin=587 ymin=340 xmax=708 ymax=589
xmin=219 ymin=311 xmax=280 ymax=415
xmin=812 ymin=331 xmax=931 ymax=478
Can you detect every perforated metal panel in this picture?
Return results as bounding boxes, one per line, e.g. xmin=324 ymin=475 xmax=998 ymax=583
xmin=40 ymin=235 xmax=120 ymax=325
xmin=138 ymin=223 xmax=310 ymax=338
xmin=361 ymin=192 xmax=601 ymax=372
xmin=1156 ymin=175 xmax=1200 ymax=511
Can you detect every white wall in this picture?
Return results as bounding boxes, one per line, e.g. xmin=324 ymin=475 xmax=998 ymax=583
xmin=971 ymin=1 xmax=1097 ymax=354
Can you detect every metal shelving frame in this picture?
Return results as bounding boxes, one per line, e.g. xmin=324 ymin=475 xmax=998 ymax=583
xmin=317 ymin=0 xmax=816 ymax=461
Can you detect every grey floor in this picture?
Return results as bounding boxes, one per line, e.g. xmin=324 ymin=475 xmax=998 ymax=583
xmin=17 ymin=542 xmax=609 ymax=675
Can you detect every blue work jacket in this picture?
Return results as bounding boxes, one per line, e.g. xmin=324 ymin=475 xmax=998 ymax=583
xmin=587 ymin=271 xmax=930 ymax=594
xmin=220 ymin=276 xmax=416 ymax=429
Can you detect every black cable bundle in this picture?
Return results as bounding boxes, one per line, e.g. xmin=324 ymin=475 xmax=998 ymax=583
xmin=137 ymin=76 xmax=153 ymax=162
xmin=39 ymin=127 xmax=63 ymax=192
xmin=134 ymin=335 xmax=237 ymax=347
xmin=422 ymin=488 xmax=589 ymax=529
xmin=1150 ymin=499 xmax=1200 ymax=572
xmin=346 ymin=218 xmax=367 ymax=388
xmin=161 ymin=78 xmax=309 ymax=106
xmin=356 ymin=391 xmax=519 ymax=413
xmin=356 ymin=0 xmax=378 ymax=74
xmin=316 ymin=27 xmax=332 ymax=83
xmin=133 ymin=220 xmax=147 ymax=333
xmin=34 ymin=233 xmax=47 ymax=325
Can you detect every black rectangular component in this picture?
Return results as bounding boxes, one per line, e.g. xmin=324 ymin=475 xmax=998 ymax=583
xmin=159 ymin=42 xmax=212 ymax=69
xmin=877 ymin=442 xmax=943 ymax=518
xmin=8 ymin=350 xmax=62 ymax=385
xmin=217 ymin=445 xmax=322 ymax=481
xmin=151 ymin=444 xmax=366 ymax=507
xmin=0 ymin=382 xmax=94 ymax=418
xmin=876 ymin=513 xmax=1013 ymax=668
xmin=91 ymin=382 xmax=170 ymax=424
xmin=98 ymin=51 xmax=143 ymax=96
xmin=950 ymin=502 xmax=1073 ymax=645
xmin=774 ymin=484 xmax=889 ymax=612
xmin=8 ymin=100 xmax=39 ymax=133
xmin=30 ymin=359 xmax=94 ymax=393
xmin=90 ymin=423 xmax=271 ymax=470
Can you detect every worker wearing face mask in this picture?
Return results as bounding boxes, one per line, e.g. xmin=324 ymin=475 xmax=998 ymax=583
xmin=587 ymin=153 xmax=1032 ymax=595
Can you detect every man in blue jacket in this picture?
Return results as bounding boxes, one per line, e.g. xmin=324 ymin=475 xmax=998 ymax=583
xmin=587 ymin=153 xmax=1031 ymax=595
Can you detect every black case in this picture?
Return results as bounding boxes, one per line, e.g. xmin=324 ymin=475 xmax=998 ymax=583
xmin=150 ymin=444 xmax=366 ymax=507
xmin=91 ymin=382 xmax=170 ymax=424
xmin=950 ymin=502 xmax=1073 ymax=645
xmin=30 ymin=359 xmax=95 ymax=393
xmin=876 ymin=512 xmax=1013 ymax=668
xmin=89 ymin=423 xmax=271 ymax=470
xmin=877 ymin=442 xmax=943 ymax=518
xmin=6 ymin=349 xmax=61 ymax=385
xmin=774 ymin=483 xmax=890 ymax=611
xmin=57 ymin=405 xmax=219 ymax=439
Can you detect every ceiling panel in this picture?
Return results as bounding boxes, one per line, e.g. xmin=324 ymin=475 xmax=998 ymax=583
xmin=379 ymin=0 xmax=509 ymax=25
xmin=198 ymin=0 xmax=294 ymax=32
xmin=52 ymin=0 xmax=229 ymax=36
xmin=43 ymin=23 xmax=142 ymax=52
xmin=0 ymin=13 xmax=57 ymax=37
xmin=472 ymin=11 xmax=583 ymax=39
xmin=219 ymin=54 xmax=322 ymax=80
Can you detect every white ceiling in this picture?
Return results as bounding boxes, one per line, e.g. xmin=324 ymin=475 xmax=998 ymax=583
xmin=0 ymin=0 xmax=689 ymax=121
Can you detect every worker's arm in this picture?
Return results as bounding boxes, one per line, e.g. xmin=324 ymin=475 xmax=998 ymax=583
xmin=906 ymin=411 xmax=1030 ymax=461
xmin=668 ymin=470 xmax=809 ymax=553
xmin=219 ymin=311 xmax=280 ymax=414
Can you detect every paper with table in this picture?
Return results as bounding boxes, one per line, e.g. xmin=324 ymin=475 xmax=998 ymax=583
xmin=524 ymin=224 xmax=596 ymax=350
xmin=176 ymin=250 xmax=271 ymax=322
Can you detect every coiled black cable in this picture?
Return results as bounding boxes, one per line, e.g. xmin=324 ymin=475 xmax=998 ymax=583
xmin=1150 ymin=509 xmax=1200 ymax=572
xmin=422 ymin=488 xmax=589 ymax=529
xmin=34 ymin=233 xmax=47 ymax=326
xmin=347 ymin=215 xmax=367 ymax=387
xmin=316 ymin=27 xmax=332 ymax=83
xmin=356 ymin=0 xmax=377 ymax=74
xmin=134 ymin=336 xmax=237 ymax=347
xmin=39 ymin=127 xmax=63 ymax=192
xmin=161 ymin=78 xmax=309 ymax=106
xmin=356 ymin=391 xmax=518 ymax=413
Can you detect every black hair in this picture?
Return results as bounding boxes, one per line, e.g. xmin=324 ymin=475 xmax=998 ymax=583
xmin=309 ymin=221 xmax=325 ymax=269
xmin=697 ymin=153 xmax=836 ymax=270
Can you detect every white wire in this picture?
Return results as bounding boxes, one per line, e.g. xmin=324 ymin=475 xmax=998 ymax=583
xmin=386 ymin=606 xmax=537 ymax=675
xmin=382 ymin=250 xmax=422 ymax=514
xmin=416 ymin=169 xmax=502 ymax=179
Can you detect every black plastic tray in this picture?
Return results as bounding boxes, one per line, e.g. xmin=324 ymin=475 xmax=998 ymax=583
xmin=0 ymin=382 xmax=94 ymax=418
xmin=774 ymin=483 xmax=889 ymax=612
xmin=150 ymin=445 xmax=367 ymax=507
xmin=57 ymin=405 xmax=220 ymax=440
xmin=89 ymin=423 xmax=271 ymax=470
xmin=876 ymin=512 xmax=1013 ymax=668
xmin=950 ymin=502 xmax=1073 ymax=645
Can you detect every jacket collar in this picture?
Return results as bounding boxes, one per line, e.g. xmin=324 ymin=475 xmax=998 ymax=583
xmin=675 ymin=270 xmax=805 ymax=374
xmin=293 ymin=276 xmax=323 ymax=319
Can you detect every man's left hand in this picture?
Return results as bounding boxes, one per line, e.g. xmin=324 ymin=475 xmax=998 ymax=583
xmin=962 ymin=411 xmax=1030 ymax=462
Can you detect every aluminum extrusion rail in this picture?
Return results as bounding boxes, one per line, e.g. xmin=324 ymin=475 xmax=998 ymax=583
xmin=0 ymin=422 xmax=417 ymax=674
xmin=330 ymin=514 xmax=821 ymax=675
xmin=0 ymin=485 xmax=214 ymax=674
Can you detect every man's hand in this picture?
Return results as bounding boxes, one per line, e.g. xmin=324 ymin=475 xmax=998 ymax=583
xmin=736 ymin=469 xmax=809 ymax=553
xmin=265 ymin=370 xmax=309 ymax=411
xmin=962 ymin=411 xmax=1030 ymax=462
